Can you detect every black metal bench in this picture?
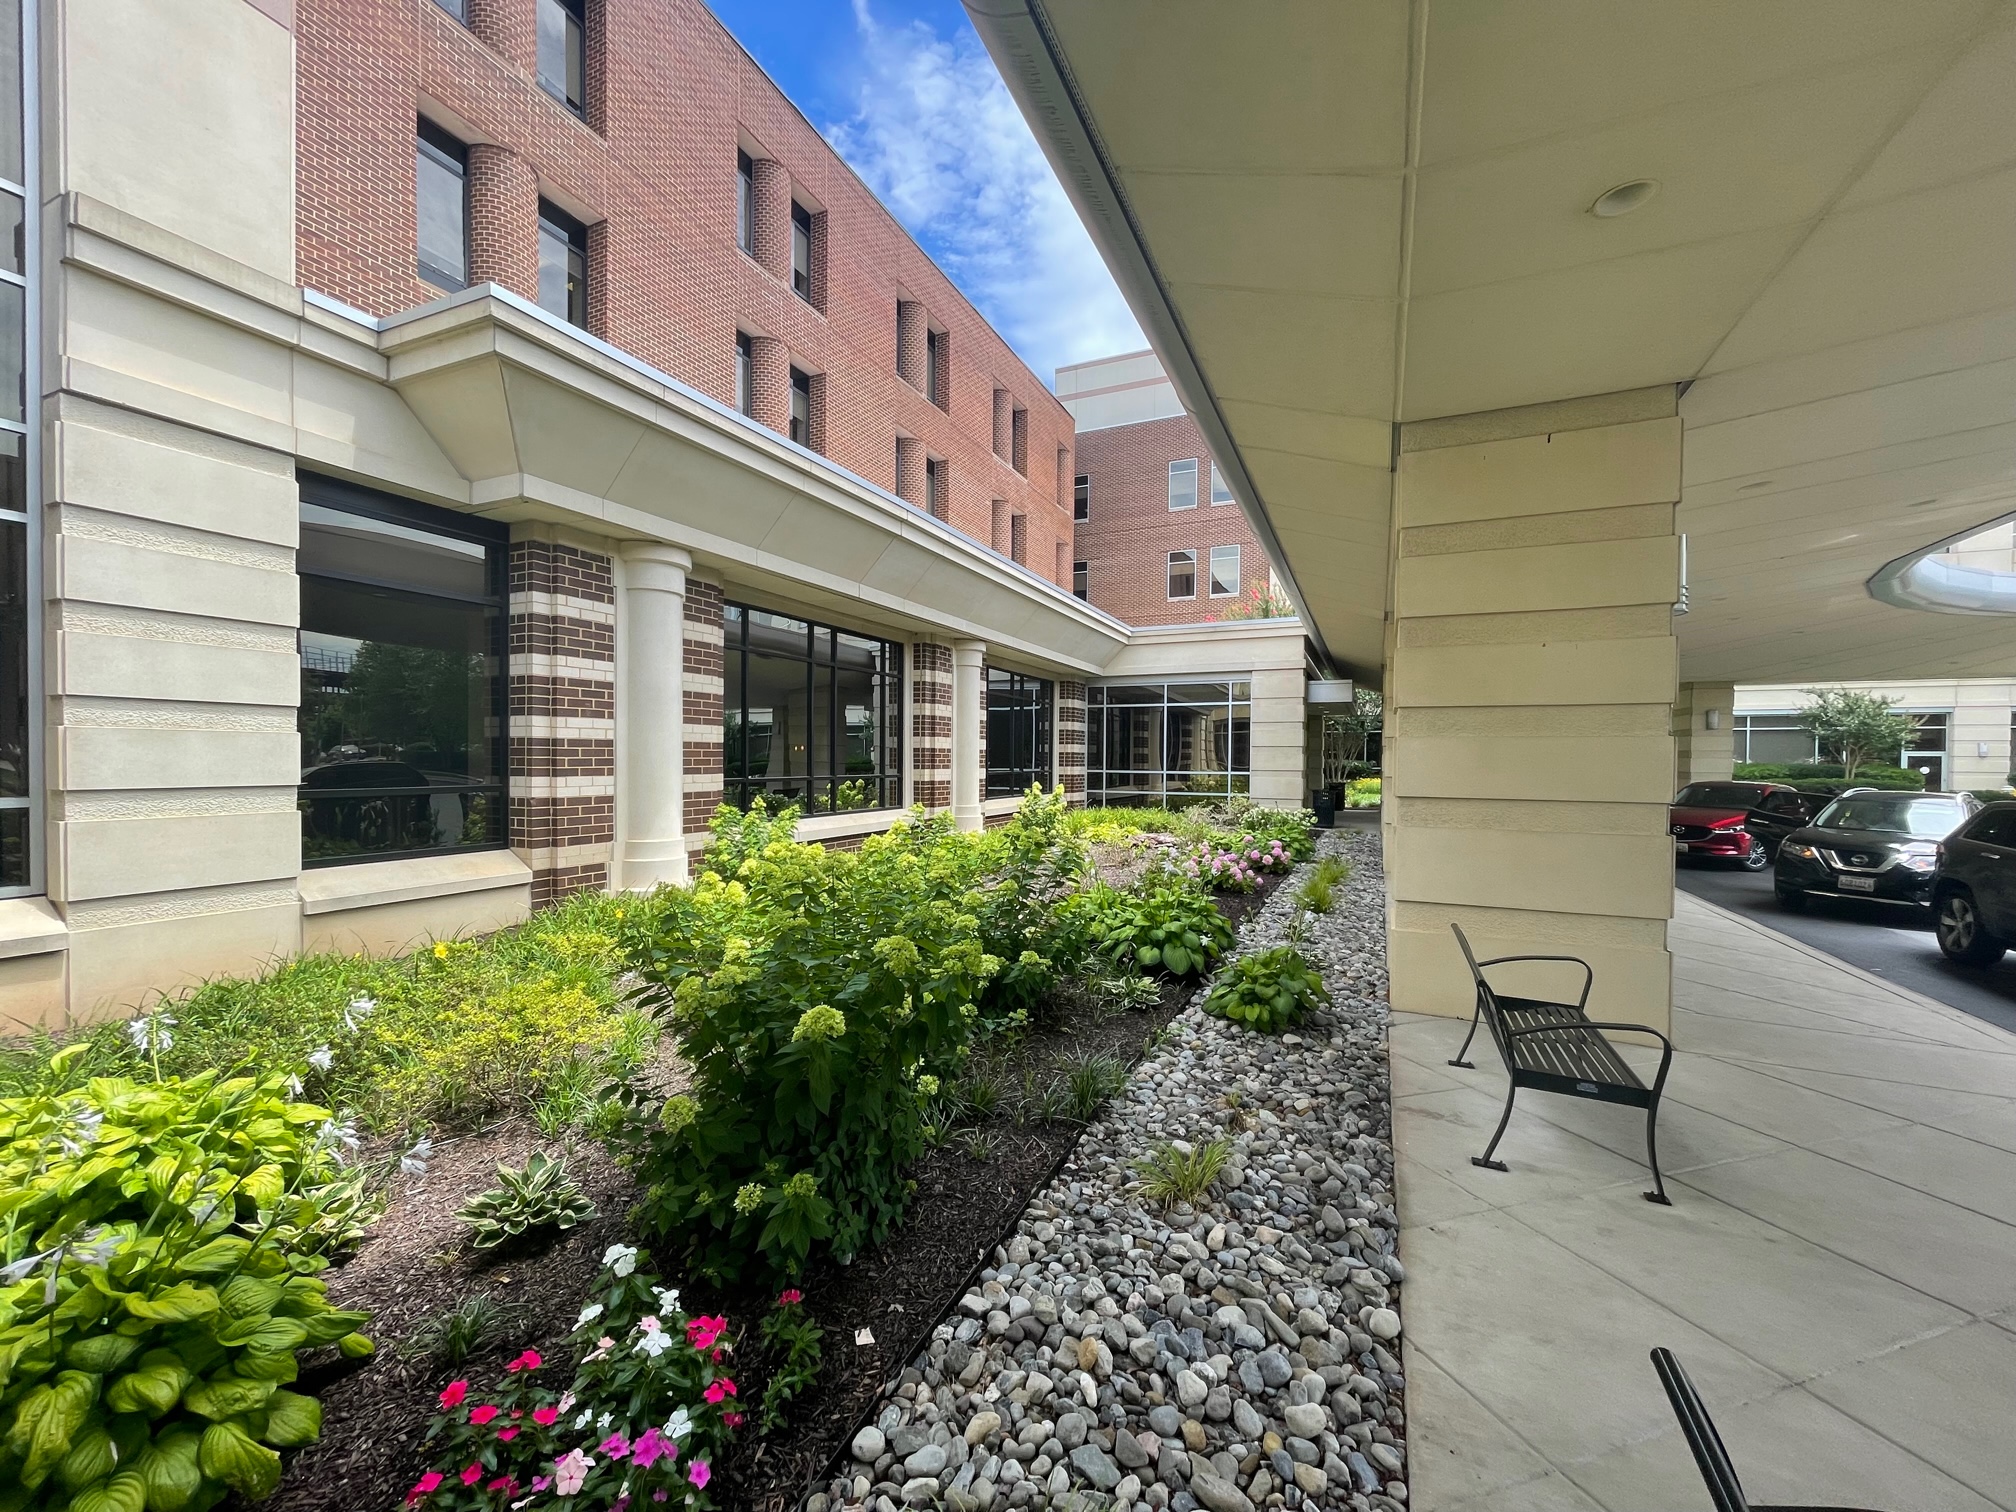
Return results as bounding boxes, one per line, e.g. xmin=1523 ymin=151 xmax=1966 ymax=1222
xmin=1448 ymin=923 xmax=1675 ymax=1205
xmin=1652 ymin=1348 xmax=1887 ymax=1510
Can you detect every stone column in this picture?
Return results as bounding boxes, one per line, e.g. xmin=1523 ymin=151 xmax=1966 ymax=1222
xmin=466 ymin=144 xmax=539 ymax=302
xmin=910 ymin=643 xmax=954 ymax=811
xmin=952 ymin=639 xmax=986 ymax=832
xmin=616 ymin=542 xmax=693 ymax=890
xmin=1386 ymin=387 xmax=1682 ymax=1033
xmin=1673 ymin=682 xmax=1736 ymax=788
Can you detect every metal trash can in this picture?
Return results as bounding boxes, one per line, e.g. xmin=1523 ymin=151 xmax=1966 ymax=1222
xmin=1312 ymin=789 xmax=1337 ymax=827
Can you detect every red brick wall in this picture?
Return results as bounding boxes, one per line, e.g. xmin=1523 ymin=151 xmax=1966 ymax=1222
xmin=682 ymin=579 xmax=726 ymax=840
xmin=296 ymin=0 xmax=1075 ymax=587
xmin=1070 ymin=413 xmax=1267 ymax=626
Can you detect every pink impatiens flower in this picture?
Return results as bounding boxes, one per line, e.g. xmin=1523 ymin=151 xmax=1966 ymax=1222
xmin=506 ymin=1349 xmax=543 ymax=1372
xmin=533 ymin=1406 xmax=560 ymax=1427
xmin=599 ymin=1431 xmax=631 ymax=1460
xmin=438 ymin=1381 xmax=468 ymax=1410
xmin=687 ymin=1459 xmax=711 ymax=1490
xmin=469 ymin=1405 xmax=500 ymax=1426
xmin=498 ymin=1427 xmax=520 ymax=1442
xmin=685 ymin=1315 xmax=727 ymax=1350
xmin=703 ymin=1377 xmax=737 ymax=1404
xmin=722 ymin=1410 xmax=744 ymax=1429
xmin=531 ymin=1476 xmax=552 ymax=1492
xmin=459 ymin=1464 xmax=483 ymax=1486
xmin=630 ymin=1428 xmax=669 ymax=1470
xmin=778 ymin=1289 xmax=802 ymax=1305
xmin=404 ymin=1472 xmax=443 ymax=1506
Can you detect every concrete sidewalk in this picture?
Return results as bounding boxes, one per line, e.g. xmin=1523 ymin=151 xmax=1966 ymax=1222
xmin=1393 ymin=891 xmax=2016 ymax=1511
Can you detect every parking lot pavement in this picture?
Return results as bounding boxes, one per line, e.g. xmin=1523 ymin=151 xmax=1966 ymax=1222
xmin=1676 ymin=861 xmax=2016 ymax=1036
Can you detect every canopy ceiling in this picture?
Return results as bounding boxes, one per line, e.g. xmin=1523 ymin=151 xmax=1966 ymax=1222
xmin=969 ymin=0 xmax=2016 ymax=685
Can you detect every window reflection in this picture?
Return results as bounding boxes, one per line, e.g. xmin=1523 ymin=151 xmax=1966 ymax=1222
xmin=1087 ymin=681 xmax=1251 ymax=806
xmin=297 ymin=480 xmax=506 ymax=864
xmin=986 ymin=668 xmax=1052 ymax=796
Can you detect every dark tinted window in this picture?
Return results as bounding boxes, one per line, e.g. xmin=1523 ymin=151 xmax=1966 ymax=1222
xmin=1964 ymin=809 xmax=2016 ymax=847
xmin=987 ymin=668 xmax=1053 ymax=797
xmin=1760 ymin=791 xmax=1805 ymax=815
xmin=416 ymin=121 xmax=467 ymax=290
xmin=537 ymin=201 xmax=587 ymax=326
xmin=1674 ymin=783 xmax=1768 ymax=808
xmin=736 ymin=150 xmax=754 ymax=253
xmin=297 ymin=479 xmax=506 ymax=865
xmin=790 ymin=202 xmax=812 ymax=300
xmin=1814 ymin=796 xmax=1967 ymax=838
xmin=537 ymin=0 xmax=586 ymax=116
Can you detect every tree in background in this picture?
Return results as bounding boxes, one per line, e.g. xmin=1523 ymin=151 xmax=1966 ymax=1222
xmin=1322 ymin=688 xmax=1383 ymax=784
xmin=1796 ymin=688 xmax=1917 ymax=781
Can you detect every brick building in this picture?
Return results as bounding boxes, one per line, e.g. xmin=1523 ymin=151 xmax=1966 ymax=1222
xmin=298 ymin=0 xmax=1076 ymax=586
xmin=1059 ymin=351 xmax=1273 ymax=626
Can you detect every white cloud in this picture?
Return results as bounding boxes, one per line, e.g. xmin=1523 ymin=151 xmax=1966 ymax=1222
xmin=829 ymin=0 xmax=1144 ymax=386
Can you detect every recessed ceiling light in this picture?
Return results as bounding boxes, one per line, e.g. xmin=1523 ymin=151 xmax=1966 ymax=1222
xmin=1590 ymin=179 xmax=1659 ymax=218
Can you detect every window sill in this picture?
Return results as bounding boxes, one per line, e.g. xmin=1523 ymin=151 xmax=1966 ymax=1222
xmin=792 ymin=808 xmax=908 ymax=844
xmin=0 ymin=898 xmax=67 ymax=960
xmin=981 ymin=795 xmax=1025 ymax=817
xmin=299 ymin=850 xmax=533 ymax=917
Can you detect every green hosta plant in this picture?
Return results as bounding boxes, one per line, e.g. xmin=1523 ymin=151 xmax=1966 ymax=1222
xmin=455 ymin=1154 xmax=598 ymax=1251
xmin=1203 ymin=945 xmax=1333 ymax=1033
xmin=0 ymin=1058 xmax=372 ymax=1509
xmin=1084 ymin=882 xmax=1234 ymax=979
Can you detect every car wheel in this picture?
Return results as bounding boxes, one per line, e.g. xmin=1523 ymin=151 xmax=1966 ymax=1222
xmin=1935 ymin=890 xmax=2006 ymax=967
xmin=1740 ymin=844 xmax=1770 ymax=871
xmin=1775 ymin=886 xmax=1807 ymax=912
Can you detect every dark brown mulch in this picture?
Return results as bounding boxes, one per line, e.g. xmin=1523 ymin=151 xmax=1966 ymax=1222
xmin=267 ymin=874 xmax=1287 ymax=1512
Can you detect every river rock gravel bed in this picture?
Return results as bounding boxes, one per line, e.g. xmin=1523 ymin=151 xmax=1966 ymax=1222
xmin=812 ymin=828 xmax=1404 ymax=1512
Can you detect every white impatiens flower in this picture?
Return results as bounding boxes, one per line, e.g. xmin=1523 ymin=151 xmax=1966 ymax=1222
xmin=307 ymin=1046 xmax=334 ymax=1072
xmin=576 ymin=1302 xmax=605 ymax=1328
xmin=601 ymin=1242 xmax=638 ymax=1278
xmin=634 ymin=1327 xmax=673 ymax=1359
xmin=652 ymin=1285 xmax=682 ymax=1315
xmin=663 ymin=1407 xmax=693 ymax=1442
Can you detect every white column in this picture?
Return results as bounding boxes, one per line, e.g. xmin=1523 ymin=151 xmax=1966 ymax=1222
xmin=617 ymin=542 xmax=693 ymax=889
xmin=952 ymin=638 xmax=986 ymax=832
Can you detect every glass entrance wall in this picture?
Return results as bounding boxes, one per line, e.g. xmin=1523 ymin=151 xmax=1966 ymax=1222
xmin=985 ymin=667 xmax=1052 ymax=796
xmin=0 ymin=0 xmax=34 ymax=893
xmin=722 ymin=603 xmax=902 ymax=814
xmin=1087 ymin=680 xmax=1252 ymax=806
xmin=297 ymin=477 xmax=508 ymax=864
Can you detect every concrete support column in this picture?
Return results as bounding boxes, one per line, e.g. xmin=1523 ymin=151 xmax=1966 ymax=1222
xmin=747 ymin=335 xmax=788 ymax=435
xmin=1387 ymin=388 xmax=1682 ymax=1033
xmin=466 ymin=144 xmax=539 ymax=302
xmin=1673 ymin=682 xmax=1736 ymax=787
xmin=951 ymin=638 xmax=986 ymax=832
xmin=616 ymin=542 xmax=693 ymax=889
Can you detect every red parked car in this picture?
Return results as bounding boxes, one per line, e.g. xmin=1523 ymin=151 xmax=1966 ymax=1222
xmin=1670 ymin=781 xmax=1794 ymax=870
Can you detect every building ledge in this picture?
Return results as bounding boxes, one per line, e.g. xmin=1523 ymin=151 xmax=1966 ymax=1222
xmin=981 ymin=795 xmax=1025 ymax=818
xmin=0 ymin=898 xmax=69 ymax=960
xmin=299 ymin=851 xmax=534 ymax=917
xmin=793 ymin=808 xmax=910 ymax=845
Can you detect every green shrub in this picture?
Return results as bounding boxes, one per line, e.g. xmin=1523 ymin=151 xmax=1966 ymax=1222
xmin=1345 ymin=776 xmax=1382 ymax=808
xmin=612 ymin=810 xmax=998 ymax=1285
xmin=1203 ymin=946 xmax=1332 ymax=1033
xmin=1083 ymin=882 xmax=1234 ymax=979
xmin=1733 ymin=762 xmax=1925 ymax=790
xmin=0 ymin=1065 xmax=372 ymax=1509
xmin=1968 ymin=789 xmax=2015 ymax=804
xmin=1132 ymin=1139 xmax=1233 ymax=1208
xmin=454 ymin=1153 xmax=598 ymax=1251
xmin=967 ymin=788 xmax=1093 ymax=1029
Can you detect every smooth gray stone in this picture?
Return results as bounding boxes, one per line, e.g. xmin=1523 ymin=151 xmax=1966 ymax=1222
xmin=1069 ymin=1444 xmax=1122 ymax=1492
xmin=853 ymin=1427 xmax=888 ymax=1463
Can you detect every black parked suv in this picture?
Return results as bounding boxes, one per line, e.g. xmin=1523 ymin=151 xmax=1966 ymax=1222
xmin=1743 ymin=788 xmax=1832 ymax=863
xmin=1930 ymin=802 xmax=2016 ymax=965
xmin=1773 ymin=790 xmax=1979 ymax=911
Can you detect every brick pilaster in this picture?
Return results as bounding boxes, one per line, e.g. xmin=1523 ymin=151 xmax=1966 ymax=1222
xmin=467 ymin=0 xmax=535 ymax=72
xmin=895 ymin=435 xmax=924 ymax=508
xmin=467 ymin=143 xmax=540 ymax=302
xmin=748 ymin=334 xmax=788 ymax=434
xmin=750 ymin=157 xmax=791 ymax=283
xmin=910 ymin=641 xmax=953 ymax=812
xmin=509 ymin=535 xmax=617 ymax=906
xmin=682 ymin=579 xmax=727 ymax=842
xmin=896 ymin=299 xmax=925 ymax=389
xmin=1058 ymin=680 xmax=1088 ymax=805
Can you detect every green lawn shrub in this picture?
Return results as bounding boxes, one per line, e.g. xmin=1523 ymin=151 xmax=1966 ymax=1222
xmin=0 ymin=1065 xmax=373 ymax=1508
xmin=1732 ymin=762 xmax=1925 ymax=790
xmin=1082 ymin=881 xmax=1234 ymax=980
xmin=1345 ymin=777 xmax=1382 ymax=808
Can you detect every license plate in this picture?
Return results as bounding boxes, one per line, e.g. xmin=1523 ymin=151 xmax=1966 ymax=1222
xmin=1838 ymin=875 xmax=1876 ymax=893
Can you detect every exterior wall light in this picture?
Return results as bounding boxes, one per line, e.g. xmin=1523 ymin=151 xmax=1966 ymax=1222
xmin=1705 ymin=708 xmax=1722 ymax=731
xmin=1590 ymin=179 xmax=1659 ymax=217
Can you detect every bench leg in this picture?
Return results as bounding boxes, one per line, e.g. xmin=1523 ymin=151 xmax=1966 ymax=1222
xmin=1471 ymin=1081 xmax=1515 ymax=1173
xmin=1449 ymin=996 xmax=1483 ymax=1070
xmin=1642 ymin=1092 xmax=1672 ymax=1206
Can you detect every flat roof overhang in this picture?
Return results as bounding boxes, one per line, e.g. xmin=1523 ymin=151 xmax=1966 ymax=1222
xmin=969 ymin=0 xmax=2016 ymax=685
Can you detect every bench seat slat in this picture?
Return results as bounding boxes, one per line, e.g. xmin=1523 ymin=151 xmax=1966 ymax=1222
xmin=1493 ymin=998 xmax=1643 ymax=1090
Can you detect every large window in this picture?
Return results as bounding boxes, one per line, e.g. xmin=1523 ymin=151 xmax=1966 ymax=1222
xmin=735 ymin=149 xmax=754 ymax=254
xmin=987 ymin=668 xmax=1052 ymax=796
xmin=722 ymin=604 xmax=901 ymax=814
xmin=1209 ymin=544 xmax=1241 ymax=597
xmin=1735 ymin=707 xmax=1952 ymax=785
xmin=416 ymin=120 xmax=468 ymax=291
xmin=1088 ymin=681 xmax=1252 ymax=807
xmin=537 ymin=0 xmax=586 ymax=118
xmin=0 ymin=0 xmax=32 ymax=893
xmin=537 ymin=201 xmax=587 ymax=327
xmin=1167 ymin=549 xmax=1196 ymax=600
xmin=926 ymin=456 xmax=947 ymax=521
xmin=1168 ymin=458 xmax=1198 ymax=511
xmin=297 ymin=477 xmax=506 ymax=866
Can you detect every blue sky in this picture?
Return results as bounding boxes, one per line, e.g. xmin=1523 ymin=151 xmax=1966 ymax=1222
xmin=707 ymin=0 xmax=1144 ymax=387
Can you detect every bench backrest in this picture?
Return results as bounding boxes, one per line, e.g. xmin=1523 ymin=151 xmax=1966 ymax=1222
xmin=1450 ymin=923 xmax=1512 ymax=1043
xmin=1651 ymin=1348 xmax=1749 ymax=1511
